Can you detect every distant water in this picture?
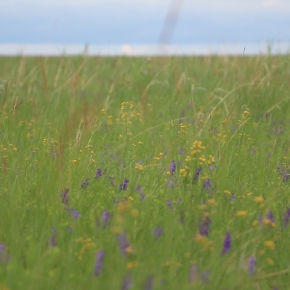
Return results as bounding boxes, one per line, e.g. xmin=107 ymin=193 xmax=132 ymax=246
xmin=0 ymin=43 xmax=289 ymax=56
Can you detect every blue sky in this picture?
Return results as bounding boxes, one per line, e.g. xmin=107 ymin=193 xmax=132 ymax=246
xmin=1 ymin=0 xmax=290 ymax=45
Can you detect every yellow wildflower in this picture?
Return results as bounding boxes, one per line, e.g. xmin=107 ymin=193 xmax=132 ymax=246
xmin=259 ymin=250 xmax=265 ymax=256
xmin=252 ymin=220 xmax=258 ymax=227
xmin=263 ymin=219 xmax=276 ymax=228
xmin=264 ymin=240 xmax=275 ymax=250
xmin=127 ymin=261 xmax=138 ymax=269
xmin=266 ymin=258 xmax=275 ymax=265
xmin=254 ymin=196 xmax=264 ymax=204
xmin=236 ymin=211 xmax=248 ymax=217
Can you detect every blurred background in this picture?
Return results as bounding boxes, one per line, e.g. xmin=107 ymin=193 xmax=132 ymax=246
xmin=0 ymin=0 xmax=289 ymax=55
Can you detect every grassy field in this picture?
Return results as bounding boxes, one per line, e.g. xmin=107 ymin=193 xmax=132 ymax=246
xmin=0 ymin=54 xmax=290 ymax=289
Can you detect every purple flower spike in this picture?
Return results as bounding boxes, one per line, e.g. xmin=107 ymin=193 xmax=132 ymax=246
xmin=68 ymin=209 xmax=81 ymax=220
xmin=221 ymin=232 xmax=231 ymax=255
xmin=248 ymin=256 xmax=256 ymax=277
xmin=122 ymin=274 xmax=133 ymax=290
xmin=120 ymin=179 xmax=129 ymax=191
xmin=258 ymin=214 xmax=263 ymax=225
xmin=199 ymin=218 xmax=211 ymax=237
xmin=50 ymin=228 xmax=57 ymax=247
xmin=193 ymin=167 xmax=202 ymax=183
xmin=0 ymin=244 xmax=5 ymax=263
xmin=144 ymin=276 xmax=154 ymax=290
xmin=136 ymin=185 xmax=146 ymax=201
xmin=167 ymin=200 xmax=173 ymax=210
xmin=94 ymin=250 xmax=105 ymax=276
xmin=267 ymin=210 xmax=275 ymax=223
xmin=153 ymin=226 xmax=163 ymax=238
xmin=179 ymin=148 xmax=185 ymax=155
xmin=95 ymin=168 xmax=102 ymax=179
xmin=73 ymin=210 xmax=81 ymax=220
xmin=61 ymin=188 xmax=69 ymax=207
xmin=167 ymin=178 xmax=174 ymax=189
xmin=203 ymin=179 xmax=212 ymax=189
xmin=179 ymin=211 xmax=185 ymax=224
xmin=283 ymin=208 xmax=290 ymax=228
xmin=189 ymin=264 xmax=199 ymax=284
xmin=284 ymin=170 xmax=290 ymax=181
xmin=117 ymin=232 xmax=130 ymax=256
xmin=170 ymin=161 xmax=176 ymax=175
xmin=200 ymin=270 xmax=210 ymax=284
xmin=102 ymin=210 xmax=111 ymax=229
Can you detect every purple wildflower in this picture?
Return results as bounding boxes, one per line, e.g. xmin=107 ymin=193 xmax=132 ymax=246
xmin=50 ymin=228 xmax=57 ymax=247
xmin=144 ymin=276 xmax=154 ymax=290
xmin=102 ymin=210 xmax=111 ymax=229
xmin=209 ymin=165 xmax=216 ymax=171
xmin=200 ymin=270 xmax=210 ymax=284
xmin=117 ymin=232 xmax=130 ymax=256
xmin=189 ymin=264 xmax=199 ymax=284
xmin=179 ymin=148 xmax=185 ymax=155
xmin=167 ymin=200 xmax=173 ymax=210
xmin=119 ymin=179 xmax=129 ymax=191
xmin=68 ymin=209 xmax=81 ymax=220
xmin=179 ymin=210 xmax=184 ymax=224
xmin=221 ymin=232 xmax=231 ymax=255
xmin=231 ymin=194 xmax=236 ymax=201
xmin=284 ymin=170 xmax=290 ymax=181
xmin=0 ymin=244 xmax=5 ymax=263
xmin=167 ymin=178 xmax=174 ymax=189
xmin=153 ymin=226 xmax=163 ymax=238
xmin=193 ymin=167 xmax=202 ymax=182
xmin=283 ymin=208 xmax=290 ymax=228
xmin=136 ymin=185 xmax=146 ymax=201
xmin=203 ymin=179 xmax=212 ymax=189
xmin=122 ymin=274 xmax=133 ymax=290
xmin=258 ymin=214 xmax=263 ymax=225
xmin=95 ymin=168 xmax=102 ymax=179
xmin=81 ymin=178 xmax=89 ymax=188
xmin=248 ymin=256 xmax=256 ymax=277
xmin=199 ymin=218 xmax=211 ymax=237
xmin=94 ymin=250 xmax=105 ymax=276
xmin=61 ymin=188 xmax=69 ymax=207
xmin=170 ymin=161 xmax=176 ymax=175
xmin=73 ymin=210 xmax=81 ymax=219
xmin=267 ymin=210 xmax=275 ymax=223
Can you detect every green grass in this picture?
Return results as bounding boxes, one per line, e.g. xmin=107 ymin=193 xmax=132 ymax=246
xmin=1 ymin=54 xmax=290 ymax=289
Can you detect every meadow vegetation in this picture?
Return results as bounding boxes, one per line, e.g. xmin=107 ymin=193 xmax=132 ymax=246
xmin=0 ymin=54 xmax=290 ymax=289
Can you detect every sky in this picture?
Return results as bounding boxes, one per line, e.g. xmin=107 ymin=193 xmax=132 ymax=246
xmin=1 ymin=0 xmax=290 ymax=46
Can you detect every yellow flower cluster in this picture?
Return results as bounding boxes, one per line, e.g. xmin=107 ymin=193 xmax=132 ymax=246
xmin=224 ymin=190 xmax=231 ymax=195
xmin=264 ymin=240 xmax=275 ymax=250
xmin=178 ymin=122 xmax=188 ymax=135
xmin=75 ymin=237 xmax=96 ymax=261
xmin=236 ymin=211 xmax=248 ymax=217
xmin=191 ymin=140 xmax=206 ymax=155
xmin=179 ymin=166 xmax=190 ymax=178
xmin=135 ymin=163 xmax=144 ymax=171
xmin=254 ymin=196 xmax=265 ymax=209
xmin=194 ymin=234 xmax=214 ymax=251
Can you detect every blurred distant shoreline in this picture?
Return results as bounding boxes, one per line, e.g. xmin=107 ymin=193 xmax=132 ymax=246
xmin=0 ymin=43 xmax=289 ymax=56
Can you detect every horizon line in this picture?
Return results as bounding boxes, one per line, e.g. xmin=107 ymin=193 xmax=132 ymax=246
xmin=0 ymin=42 xmax=289 ymax=56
